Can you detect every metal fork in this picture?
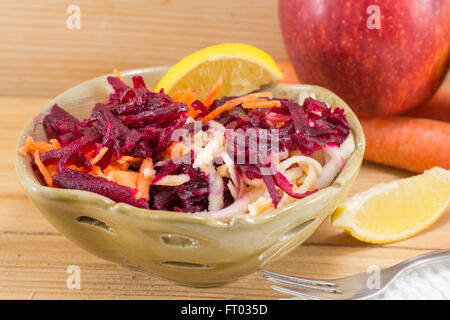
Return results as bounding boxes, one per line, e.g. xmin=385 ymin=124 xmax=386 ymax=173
xmin=260 ymin=249 xmax=450 ymax=300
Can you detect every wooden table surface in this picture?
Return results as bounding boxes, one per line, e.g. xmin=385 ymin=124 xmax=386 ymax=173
xmin=1 ymin=74 xmax=449 ymax=300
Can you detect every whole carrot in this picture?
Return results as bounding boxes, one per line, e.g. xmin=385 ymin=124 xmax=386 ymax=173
xmin=360 ymin=117 xmax=450 ymax=173
xmin=404 ymin=89 xmax=450 ymax=122
xmin=276 ymin=61 xmax=300 ymax=84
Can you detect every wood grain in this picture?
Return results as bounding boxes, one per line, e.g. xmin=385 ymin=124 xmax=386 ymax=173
xmin=0 ymin=0 xmax=286 ymax=97
xmin=1 ymin=73 xmax=449 ymax=299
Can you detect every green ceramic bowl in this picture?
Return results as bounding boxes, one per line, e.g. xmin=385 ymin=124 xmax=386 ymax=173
xmin=16 ymin=66 xmax=365 ymax=287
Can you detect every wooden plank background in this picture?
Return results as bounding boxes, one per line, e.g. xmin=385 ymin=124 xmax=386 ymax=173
xmin=0 ymin=0 xmax=286 ymax=97
xmin=0 ymin=0 xmax=449 ymax=300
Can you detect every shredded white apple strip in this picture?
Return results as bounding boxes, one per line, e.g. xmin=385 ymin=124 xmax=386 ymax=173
xmin=207 ymin=165 xmax=224 ymax=211
xmin=317 ymin=132 xmax=355 ymax=189
xmin=248 ymin=195 xmax=274 ymax=216
xmin=193 ymin=121 xmax=225 ymax=172
xmin=210 ymin=187 xmax=265 ymax=219
xmin=216 ymin=164 xmax=230 ymax=178
xmin=221 ymin=151 xmax=242 ymax=197
xmin=283 ymin=167 xmax=303 ymax=184
xmin=279 ymin=156 xmax=323 ymax=176
xmin=153 ymin=174 xmax=190 ymax=186
xmin=243 ymin=173 xmax=263 ymax=187
xmin=227 ymin=180 xmax=238 ymax=200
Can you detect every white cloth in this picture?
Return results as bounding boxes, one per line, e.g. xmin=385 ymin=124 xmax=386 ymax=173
xmin=373 ymin=261 xmax=450 ymax=300
xmin=285 ymin=261 xmax=450 ymax=300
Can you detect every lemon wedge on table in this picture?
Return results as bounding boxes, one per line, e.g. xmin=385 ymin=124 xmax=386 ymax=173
xmin=331 ymin=167 xmax=450 ymax=244
xmin=154 ymin=43 xmax=283 ymax=98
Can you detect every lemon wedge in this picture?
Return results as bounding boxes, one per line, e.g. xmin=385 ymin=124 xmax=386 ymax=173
xmin=331 ymin=167 xmax=450 ymax=244
xmin=155 ymin=43 xmax=283 ymax=99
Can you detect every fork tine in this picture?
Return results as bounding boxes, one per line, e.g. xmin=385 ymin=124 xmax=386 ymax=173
xmin=271 ymin=285 xmax=334 ymax=300
xmin=260 ymin=269 xmax=337 ymax=287
xmin=263 ymin=275 xmax=343 ymax=294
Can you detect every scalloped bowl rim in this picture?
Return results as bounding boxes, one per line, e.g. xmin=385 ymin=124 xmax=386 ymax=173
xmin=16 ymin=66 xmax=365 ymax=229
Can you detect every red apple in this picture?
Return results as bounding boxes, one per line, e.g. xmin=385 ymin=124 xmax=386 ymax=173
xmin=279 ymin=0 xmax=450 ymax=117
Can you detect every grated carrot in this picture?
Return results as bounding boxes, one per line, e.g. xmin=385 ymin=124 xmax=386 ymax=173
xmin=135 ymin=158 xmax=155 ymax=200
xmin=202 ymin=92 xmax=273 ymax=122
xmin=188 ymin=107 xmax=201 ymax=119
xmin=172 ymin=88 xmax=198 ymax=105
xmin=242 ymin=100 xmax=281 ymax=109
xmin=49 ymin=139 xmax=62 ymax=149
xmin=184 ymin=89 xmax=198 ymax=106
xmin=107 ymin=170 xmax=139 ymax=189
xmin=203 ymin=77 xmax=223 ymax=108
xmin=90 ymin=146 xmax=109 ymax=166
xmin=46 ymin=165 xmax=58 ymax=177
xmin=164 ymin=142 xmax=191 ymax=159
xmin=67 ymin=165 xmax=85 ymax=172
xmin=34 ymin=151 xmax=53 ymax=187
xmin=171 ymin=90 xmax=184 ymax=102
xmin=172 ymin=88 xmax=201 ymax=118
xmin=91 ymin=165 xmax=106 ymax=178
xmin=117 ymin=156 xmax=139 ymax=164
xmin=18 ymin=145 xmax=29 ymax=156
xmin=113 ymin=68 xmax=122 ymax=80
xmin=104 ymin=164 xmax=121 ymax=176
xmin=117 ymin=156 xmax=142 ymax=170
xmin=164 ymin=142 xmax=177 ymax=159
xmin=19 ymin=136 xmax=59 ymax=155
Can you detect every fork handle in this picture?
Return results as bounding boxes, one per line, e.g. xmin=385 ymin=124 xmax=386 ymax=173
xmin=389 ymin=249 xmax=450 ymax=274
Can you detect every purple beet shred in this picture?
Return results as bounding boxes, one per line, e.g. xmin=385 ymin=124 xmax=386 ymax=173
xmin=43 ymin=104 xmax=83 ymax=145
xmin=37 ymin=75 xmax=351 ymax=211
xmin=53 ymin=167 xmax=149 ymax=209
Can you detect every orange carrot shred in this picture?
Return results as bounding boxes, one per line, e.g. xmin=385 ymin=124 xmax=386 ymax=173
xmin=108 ymin=171 xmax=139 ymax=189
xmin=188 ymin=107 xmax=201 ymax=118
xmin=183 ymin=89 xmax=198 ymax=106
xmin=171 ymin=90 xmax=184 ymax=102
xmin=203 ymin=77 xmax=223 ymax=108
xmin=113 ymin=68 xmax=122 ymax=79
xmin=67 ymin=165 xmax=85 ymax=172
xmin=46 ymin=165 xmax=58 ymax=177
xmin=164 ymin=142 xmax=178 ymax=159
xmin=34 ymin=151 xmax=53 ymax=187
xmin=91 ymin=165 xmax=106 ymax=178
xmin=202 ymin=98 xmax=243 ymax=122
xmin=25 ymin=137 xmax=54 ymax=153
xmin=202 ymin=92 xmax=273 ymax=122
xmin=103 ymin=164 xmax=120 ymax=176
xmin=117 ymin=156 xmax=142 ymax=170
xmin=19 ymin=136 xmax=62 ymax=156
xmin=19 ymin=145 xmax=29 ymax=156
xmin=242 ymin=100 xmax=281 ymax=109
xmin=164 ymin=142 xmax=191 ymax=159
xmin=135 ymin=158 xmax=155 ymax=200
xmin=172 ymin=88 xmax=198 ymax=105
xmin=90 ymin=147 xmax=109 ymax=166
xmin=117 ymin=156 xmax=137 ymax=164
xmin=49 ymin=139 xmax=62 ymax=149
xmin=171 ymin=89 xmax=201 ymax=118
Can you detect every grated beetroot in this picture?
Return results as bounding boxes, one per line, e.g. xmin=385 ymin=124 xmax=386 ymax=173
xmin=221 ymin=96 xmax=350 ymax=206
xmin=53 ymin=166 xmax=149 ymax=209
xmin=38 ymin=76 xmax=191 ymax=208
xmin=43 ymin=104 xmax=83 ymax=146
xmin=39 ymin=132 xmax=99 ymax=167
xmin=103 ymin=76 xmax=189 ymax=158
xmin=150 ymin=161 xmax=209 ymax=213
xmin=279 ymin=98 xmax=350 ymax=155
xmin=34 ymin=75 xmax=351 ymax=212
